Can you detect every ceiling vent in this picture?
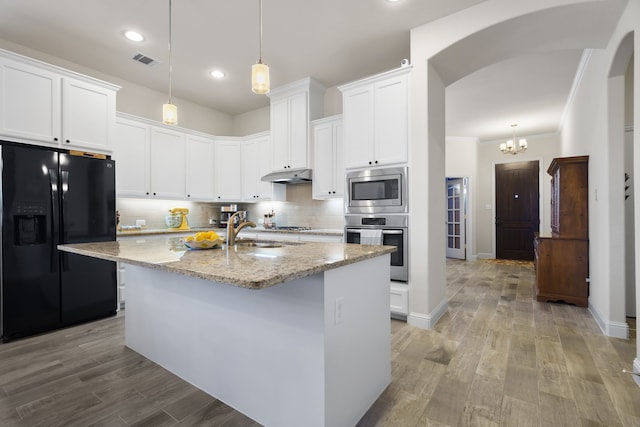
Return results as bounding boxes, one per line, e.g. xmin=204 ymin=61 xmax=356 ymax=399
xmin=131 ymin=52 xmax=159 ymax=66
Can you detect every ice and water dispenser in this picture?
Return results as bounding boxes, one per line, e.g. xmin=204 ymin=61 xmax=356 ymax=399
xmin=13 ymin=203 xmax=47 ymax=246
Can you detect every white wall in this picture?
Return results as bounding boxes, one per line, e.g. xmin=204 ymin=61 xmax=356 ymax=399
xmin=445 ymin=137 xmax=478 ymax=258
xmin=559 ymin=1 xmax=638 ymax=339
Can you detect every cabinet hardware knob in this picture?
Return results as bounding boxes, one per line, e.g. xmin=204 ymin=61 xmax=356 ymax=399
xmin=146 ymin=192 xmax=149 ymax=195
xmin=369 ymin=161 xmax=372 ymax=165
xmin=153 ymin=192 xmax=156 ymax=196
xmin=374 ymin=160 xmax=378 ymax=164
xmin=66 ymin=139 xmax=70 ymax=143
xmin=54 ymin=137 xmax=59 ymax=142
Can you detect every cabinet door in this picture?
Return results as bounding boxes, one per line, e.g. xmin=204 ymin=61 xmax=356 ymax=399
xmin=0 ymin=58 xmax=61 ymax=145
xmin=256 ymin=135 xmax=283 ymax=199
xmin=271 ymin=98 xmax=289 ymax=171
xmin=343 ymin=87 xmax=373 ymax=169
xmin=373 ymin=75 xmax=408 ymax=166
xmin=333 ymin=120 xmax=344 ymax=197
xmin=215 ymin=140 xmax=242 ymax=201
xmin=312 ymin=121 xmax=334 ymax=199
xmin=149 ymin=127 xmax=186 ymax=199
xmin=113 ymin=118 xmax=150 ymax=197
xmin=241 ymin=139 xmax=259 ymax=201
xmin=185 ymin=135 xmax=215 ymax=200
xmin=62 ymin=78 xmax=115 ymax=152
xmin=288 ymin=92 xmax=308 ymax=170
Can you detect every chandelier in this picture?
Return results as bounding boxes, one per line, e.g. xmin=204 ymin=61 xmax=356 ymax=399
xmin=500 ymin=124 xmax=527 ymax=155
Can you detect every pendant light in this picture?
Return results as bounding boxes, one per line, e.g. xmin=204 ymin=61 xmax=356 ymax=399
xmin=251 ymin=0 xmax=270 ymax=94
xmin=162 ymin=0 xmax=178 ymax=125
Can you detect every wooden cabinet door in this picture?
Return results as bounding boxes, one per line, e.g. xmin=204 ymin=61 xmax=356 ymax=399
xmin=62 ymin=77 xmax=115 ymax=152
xmin=149 ymin=127 xmax=186 ymax=199
xmin=0 ymin=58 xmax=61 ymax=145
xmin=185 ymin=135 xmax=215 ymax=200
xmin=113 ymin=118 xmax=150 ymax=197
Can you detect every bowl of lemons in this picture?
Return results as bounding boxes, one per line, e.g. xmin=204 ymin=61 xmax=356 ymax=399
xmin=183 ymin=231 xmax=223 ymax=250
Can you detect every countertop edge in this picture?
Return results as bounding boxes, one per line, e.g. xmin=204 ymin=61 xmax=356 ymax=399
xmin=58 ymin=243 xmax=395 ymax=289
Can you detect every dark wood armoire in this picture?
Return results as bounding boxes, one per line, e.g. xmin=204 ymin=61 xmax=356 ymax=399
xmin=534 ymin=156 xmax=589 ymax=307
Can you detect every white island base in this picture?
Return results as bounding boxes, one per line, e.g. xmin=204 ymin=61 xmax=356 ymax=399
xmin=124 ymin=254 xmax=391 ymax=427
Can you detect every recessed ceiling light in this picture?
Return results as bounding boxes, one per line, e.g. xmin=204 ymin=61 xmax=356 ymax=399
xmin=210 ymin=70 xmax=225 ymax=79
xmin=386 ymin=0 xmax=402 ymax=3
xmin=124 ymin=30 xmax=144 ymax=42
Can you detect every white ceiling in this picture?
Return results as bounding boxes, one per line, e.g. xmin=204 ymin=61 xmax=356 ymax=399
xmin=0 ymin=0 xmax=629 ymax=141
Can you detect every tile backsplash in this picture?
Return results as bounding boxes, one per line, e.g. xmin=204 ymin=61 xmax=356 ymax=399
xmin=245 ymin=183 xmax=344 ymax=230
xmin=117 ymin=183 xmax=344 ymax=230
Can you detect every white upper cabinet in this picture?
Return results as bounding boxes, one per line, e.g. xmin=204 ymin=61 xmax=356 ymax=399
xmin=149 ymin=127 xmax=186 ymax=199
xmin=113 ymin=117 xmax=150 ymax=198
xmin=242 ymin=133 xmax=286 ymax=202
xmin=0 ymin=49 xmax=118 ymax=152
xmin=339 ymin=66 xmax=411 ymax=169
xmin=185 ymin=135 xmax=215 ymax=200
xmin=62 ymin=77 xmax=116 ymax=152
xmin=214 ymin=139 xmax=242 ymax=202
xmin=312 ymin=116 xmax=344 ymax=199
xmin=114 ymin=113 xmax=217 ymax=201
xmin=268 ymin=77 xmax=325 ymax=172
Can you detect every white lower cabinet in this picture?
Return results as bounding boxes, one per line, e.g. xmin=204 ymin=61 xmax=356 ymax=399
xmin=390 ymin=283 xmax=409 ymax=317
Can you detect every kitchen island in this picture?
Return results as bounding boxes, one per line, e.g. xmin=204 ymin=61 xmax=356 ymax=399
xmin=58 ymin=238 xmax=395 ymax=427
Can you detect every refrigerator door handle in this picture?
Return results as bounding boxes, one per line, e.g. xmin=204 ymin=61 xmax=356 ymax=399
xmin=48 ymin=168 xmax=59 ymax=273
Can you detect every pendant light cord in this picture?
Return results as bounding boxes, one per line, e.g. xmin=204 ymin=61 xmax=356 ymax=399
xmin=258 ymin=0 xmax=263 ymax=64
xmin=168 ymin=0 xmax=173 ymax=103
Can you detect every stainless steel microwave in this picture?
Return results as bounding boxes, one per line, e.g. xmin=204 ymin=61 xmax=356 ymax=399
xmin=345 ymin=167 xmax=408 ymax=214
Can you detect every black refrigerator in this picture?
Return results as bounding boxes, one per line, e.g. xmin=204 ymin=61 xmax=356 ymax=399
xmin=0 ymin=142 xmax=117 ymax=342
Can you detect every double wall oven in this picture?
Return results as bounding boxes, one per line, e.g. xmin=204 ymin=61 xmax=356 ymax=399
xmin=345 ymin=167 xmax=408 ymax=282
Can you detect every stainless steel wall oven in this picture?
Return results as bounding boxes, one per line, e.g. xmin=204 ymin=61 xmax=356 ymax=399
xmin=345 ymin=215 xmax=408 ymax=282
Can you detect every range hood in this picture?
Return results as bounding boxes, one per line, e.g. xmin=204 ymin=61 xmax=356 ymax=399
xmin=261 ymin=169 xmax=312 ymax=184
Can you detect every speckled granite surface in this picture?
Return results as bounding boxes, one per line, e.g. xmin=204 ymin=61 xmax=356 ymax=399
xmin=58 ymin=237 xmax=394 ymax=289
xmin=116 ymin=227 xmax=344 ymax=237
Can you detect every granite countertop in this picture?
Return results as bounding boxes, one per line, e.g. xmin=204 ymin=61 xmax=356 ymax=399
xmin=116 ymin=227 xmax=344 ymax=237
xmin=58 ymin=238 xmax=394 ymax=289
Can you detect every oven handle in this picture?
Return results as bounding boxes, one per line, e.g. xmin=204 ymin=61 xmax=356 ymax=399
xmin=346 ymin=228 xmax=404 ymax=235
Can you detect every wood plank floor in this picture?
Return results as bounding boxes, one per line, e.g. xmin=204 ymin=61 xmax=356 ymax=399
xmin=1 ymin=259 xmax=638 ymax=426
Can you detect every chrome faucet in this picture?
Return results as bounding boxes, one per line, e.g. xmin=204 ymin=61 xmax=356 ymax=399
xmin=226 ymin=211 xmax=256 ymax=246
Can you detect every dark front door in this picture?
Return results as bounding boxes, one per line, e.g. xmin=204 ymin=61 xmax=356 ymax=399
xmin=495 ymin=161 xmax=539 ymax=260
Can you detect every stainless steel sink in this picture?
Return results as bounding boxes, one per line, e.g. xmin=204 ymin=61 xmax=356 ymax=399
xmin=236 ymin=241 xmax=285 ymax=248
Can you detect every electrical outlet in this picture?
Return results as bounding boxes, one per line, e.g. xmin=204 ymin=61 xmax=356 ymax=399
xmin=335 ymin=297 xmax=344 ymax=324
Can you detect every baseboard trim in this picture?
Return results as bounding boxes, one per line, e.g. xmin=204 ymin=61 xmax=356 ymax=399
xmin=407 ymin=298 xmax=448 ymax=330
xmin=476 ymin=253 xmax=493 ymax=260
xmin=634 ymin=358 xmax=640 ymax=387
xmin=589 ymin=302 xmax=629 ymax=339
